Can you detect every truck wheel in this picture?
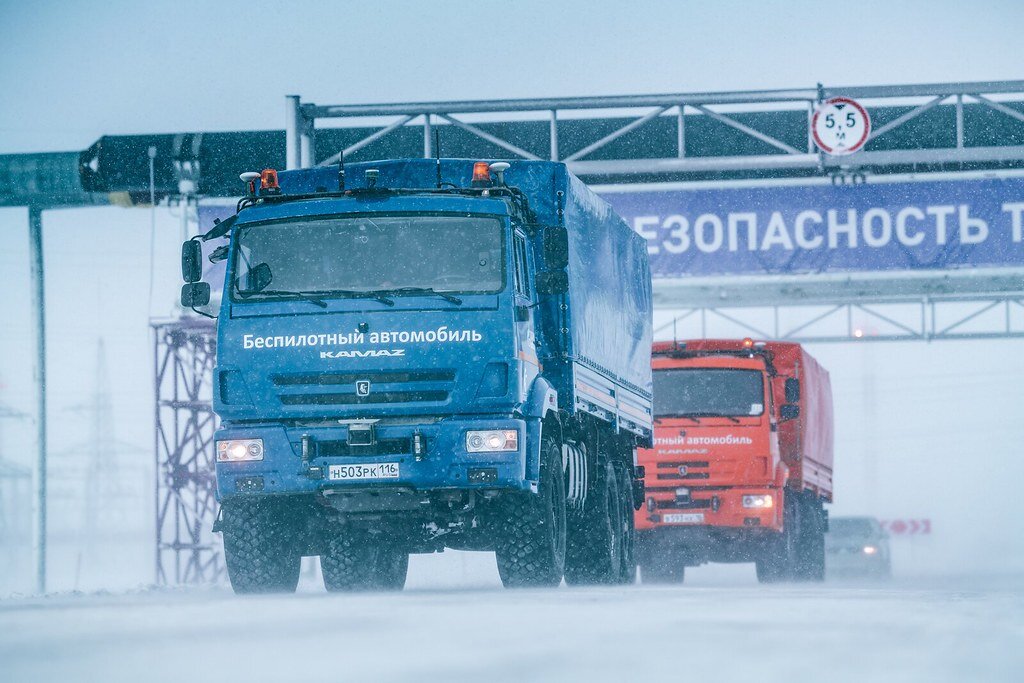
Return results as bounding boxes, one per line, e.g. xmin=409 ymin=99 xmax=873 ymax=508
xmin=494 ymin=433 xmax=567 ymax=588
xmin=756 ymin=494 xmax=799 ymax=584
xmin=639 ymin=546 xmax=685 ymax=584
xmin=221 ymin=499 xmax=301 ymax=594
xmin=321 ymin=533 xmax=377 ymax=592
xmin=794 ymin=496 xmax=825 ymax=582
xmin=564 ymin=460 xmax=625 ymax=585
xmin=755 ymin=555 xmax=784 ymax=583
xmin=616 ymin=464 xmax=637 ymax=584
xmin=373 ymin=545 xmax=410 ymax=591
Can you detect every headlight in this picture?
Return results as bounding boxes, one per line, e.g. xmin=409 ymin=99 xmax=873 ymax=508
xmin=217 ymin=438 xmax=264 ymax=462
xmin=466 ymin=429 xmax=518 ymax=453
xmin=742 ymin=494 xmax=774 ymax=508
xmin=863 ymin=545 xmax=878 ymax=555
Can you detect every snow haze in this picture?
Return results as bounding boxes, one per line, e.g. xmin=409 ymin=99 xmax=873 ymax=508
xmin=1 ymin=2 xmax=1023 ymax=681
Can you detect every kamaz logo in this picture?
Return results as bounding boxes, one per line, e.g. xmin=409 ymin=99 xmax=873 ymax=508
xmin=356 ymin=380 xmax=371 ymax=397
xmin=678 ymin=465 xmax=688 ymax=476
xmin=320 ymin=349 xmax=406 ymax=359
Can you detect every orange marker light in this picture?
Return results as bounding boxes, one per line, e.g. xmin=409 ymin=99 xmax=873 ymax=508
xmin=471 ymin=161 xmax=491 ymax=186
xmin=260 ymin=168 xmax=280 ymax=191
xmin=742 ymin=337 xmax=755 ymax=348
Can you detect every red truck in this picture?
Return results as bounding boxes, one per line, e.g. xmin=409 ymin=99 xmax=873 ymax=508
xmin=636 ymin=339 xmax=833 ymax=583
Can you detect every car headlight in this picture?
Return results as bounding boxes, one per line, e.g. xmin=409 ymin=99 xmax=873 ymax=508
xmin=217 ymin=438 xmax=264 ymax=462
xmin=863 ymin=545 xmax=878 ymax=555
xmin=742 ymin=494 xmax=774 ymax=508
xmin=466 ymin=429 xmax=518 ymax=453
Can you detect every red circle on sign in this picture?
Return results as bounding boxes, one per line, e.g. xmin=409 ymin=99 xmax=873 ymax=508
xmin=812 ymin=96 xmax=871 ymax=155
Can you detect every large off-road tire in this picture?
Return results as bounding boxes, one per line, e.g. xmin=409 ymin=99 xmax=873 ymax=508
xmin=615 ymin=464 xmax=638 ymax=585
xmin=793 ymin=496 xmax=826 ymax=582
xmin=221 ymin=499 xmax=301 ymax=595
xmin=756 ymin=493 xmax=799 ymax=583
xmin=373 ymin=544 xmax=410 ymax=591
xmin=638 ymin=544 xmax=686 ymax=584
xmin=564 ymin=460 xmax=626 ymax=585
xmin=494 ymin=432 xmax=567 ymax=588
xmin=321 ymin=533 xmax=409 ymax=592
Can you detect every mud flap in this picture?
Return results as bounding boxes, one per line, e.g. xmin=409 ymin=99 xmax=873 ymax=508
xmin=632 ymin=465 xmax=646 ymax=510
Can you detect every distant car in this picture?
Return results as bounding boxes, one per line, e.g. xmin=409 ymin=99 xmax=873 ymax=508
xmin=825 ymin=516 xmax=891 ymax=578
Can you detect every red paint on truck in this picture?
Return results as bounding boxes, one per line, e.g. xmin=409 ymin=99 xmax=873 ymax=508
xmin=635 ymin=339 xmax=834 ymax=583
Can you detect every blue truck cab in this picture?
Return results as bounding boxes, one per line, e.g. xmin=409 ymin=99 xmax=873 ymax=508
xmin=180 ymin=159 xmax=653 ymax=592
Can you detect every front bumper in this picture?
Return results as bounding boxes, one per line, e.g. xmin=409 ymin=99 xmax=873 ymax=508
xmin=634 ymin=487 xmax=782 ymax=531
xmin=826 ymin=548 xmax=891 ymax=576
xmin=214 ymin=416 xmax=537 ymax=501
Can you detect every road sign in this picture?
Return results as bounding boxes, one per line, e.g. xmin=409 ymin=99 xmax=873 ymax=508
xmin=880 ymin=519 xmax=932 ymax=535
xmin=813 ymin=96 xmax=871 ymax=155
xmin=600 ymin=175 xmax=1024 ymax=278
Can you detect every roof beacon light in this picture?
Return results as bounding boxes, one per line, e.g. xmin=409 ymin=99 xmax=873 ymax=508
xmin=365 ymin=168 xmax=380 ymax=188
xmin=742 ymin=337 xmax=755 ymax=349
xmin=489 ymin=161 xmax=510 ymax=186
xmin=240 ymin=171 xmax=260 ymax=196
xmin=260 ymin=169 xmax=280 ymax=193
xmin=471 ymin=161 xmax=492 ymax=187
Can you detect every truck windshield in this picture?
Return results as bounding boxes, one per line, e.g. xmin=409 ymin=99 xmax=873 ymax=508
xmin=232 ymin=215 xmax=504 ymax=300
xmin=653 ymin=368 xmax=765 ymax=417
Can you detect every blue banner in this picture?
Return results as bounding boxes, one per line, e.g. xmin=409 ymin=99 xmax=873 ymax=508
xmin=599 ymin=177 xmax=1024 ymax=277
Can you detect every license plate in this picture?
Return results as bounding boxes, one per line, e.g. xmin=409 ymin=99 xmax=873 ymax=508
xmin=328 ymin=462 xmax=400 ymax=481
xmin=663 ymin=513 xmax=704 ymax=524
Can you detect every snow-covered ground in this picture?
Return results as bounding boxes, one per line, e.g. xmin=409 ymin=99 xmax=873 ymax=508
xmin=1 ymin=552 xmax=1021 ymax=683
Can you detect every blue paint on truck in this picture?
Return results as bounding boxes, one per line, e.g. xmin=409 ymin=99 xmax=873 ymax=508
xmin=185 ymin=159 xmax=652 ymax=592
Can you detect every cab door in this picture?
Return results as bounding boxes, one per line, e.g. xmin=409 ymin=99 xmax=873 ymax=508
xmin=512 ymin=230 xmax=540 ymax=395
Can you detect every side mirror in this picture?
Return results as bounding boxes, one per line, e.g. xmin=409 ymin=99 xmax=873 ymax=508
xmin=543 ymin=226 xmax=569 ymax=270
xmin=208 ymin=244 xmax=229 ymax=263
xmin=181 ymin=240 xmax=203 ymax=283
xmin=241 ymin=262 xmax=273 ymax=294
xmin=535 ymin=270 xmax=569 ymax=295
xmin=784 ymin=378 xmax=800 ymax=403
xmin=180 ymin=282 xmax=211 ymax=308
xmin=779 ymin=404 xmax=800 ymax=422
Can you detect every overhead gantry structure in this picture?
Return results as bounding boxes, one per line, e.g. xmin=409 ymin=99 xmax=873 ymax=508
xmin=284 ymin=80 xmax=1024 ymax=178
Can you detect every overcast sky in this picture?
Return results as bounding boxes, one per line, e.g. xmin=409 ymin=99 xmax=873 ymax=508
xmin=1 ymin=1 xmax=1023 ymax=592
xmin=2 ymin=0 xmax=1023 ymax=153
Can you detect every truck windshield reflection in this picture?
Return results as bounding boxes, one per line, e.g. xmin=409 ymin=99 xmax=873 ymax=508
xmin=652 ymin=368 xmax=765 ymax=417
xmin=232 ymin=215 xmax=504 ymax=300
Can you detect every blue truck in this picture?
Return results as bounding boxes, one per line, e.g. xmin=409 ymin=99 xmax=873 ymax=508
xmin=180 ymin=158 xmax=653 ymax=592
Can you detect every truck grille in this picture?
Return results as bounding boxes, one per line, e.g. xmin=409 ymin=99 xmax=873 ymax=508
xmin=272 ymin=370 xmax=456 ymax=407
xmin=654 ymin=498 xmax=711 ymax=510
xmin=655 ymin=460 xmax=710 ymax=481
xmin=316 ymin=438 xmax=413 ymax=457
xmin=272 ymin=370 xmax=455 ymax=385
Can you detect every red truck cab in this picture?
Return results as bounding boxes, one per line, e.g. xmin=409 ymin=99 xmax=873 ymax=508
xmin=636 ymin=339 xmax=833 ymax=583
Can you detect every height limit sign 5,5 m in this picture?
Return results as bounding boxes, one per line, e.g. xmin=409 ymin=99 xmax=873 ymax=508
xmin=812 ymin=96 xmax=871 ymax=155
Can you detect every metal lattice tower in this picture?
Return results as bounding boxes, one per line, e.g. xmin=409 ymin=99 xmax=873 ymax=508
xmin=153 ymin=317 xmax=222 ymax=585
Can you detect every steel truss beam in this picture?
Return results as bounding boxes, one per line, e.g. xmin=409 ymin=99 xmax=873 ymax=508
xmin=153 ymin=318 xmax=223 ymax=585
xmin=655 ymin=296 xmax=1024 ymax=343
xmin=287 ymin=80 xmax=1024 ymax=176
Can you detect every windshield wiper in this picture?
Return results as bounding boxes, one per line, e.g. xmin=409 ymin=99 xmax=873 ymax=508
xmin=679 ymin=412 xmax=742 ymax=424
xmin=319 ymin=289 xmax=395 ymax=306
xmin=237 ymin=288 xmax=397 ymax=308
xmin=380 ymin=287 xmax=463 ymax=305
xmin=238 ymin=289 xmax=328 ymax=308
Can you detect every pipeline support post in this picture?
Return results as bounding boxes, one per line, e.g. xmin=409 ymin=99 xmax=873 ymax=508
xmin=28 ymin=206 xmax=46 ymax=595
xmin=286 ymin=95 xmax=302 ymax=170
